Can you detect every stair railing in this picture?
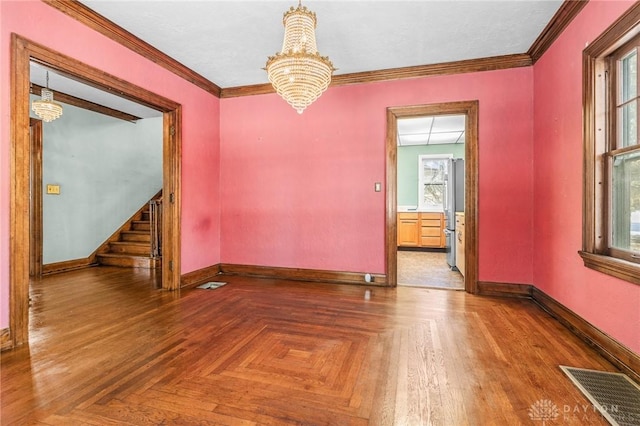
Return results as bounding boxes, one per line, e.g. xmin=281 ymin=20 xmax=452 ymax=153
xmin=149 ymin=199 xmax=162 ymax=258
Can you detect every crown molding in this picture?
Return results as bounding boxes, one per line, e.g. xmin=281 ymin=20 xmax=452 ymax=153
xmin=42 ymin=0 xmax=221 ymax=97
xmin=333 ymin=54 xmax=533 ymax=85
xmin=220 ymin=53 xmax=533 ymax=98
xmin=528 ymin=0 xmax=589 ymax=63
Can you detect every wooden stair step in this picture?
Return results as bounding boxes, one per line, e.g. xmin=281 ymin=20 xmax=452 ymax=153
xmin=131 ymin=220 xmax=151 ymax=231
xmin=121 ymin=230 xmax=151 ymax=242
xmin=108 ymin=241 xmax=150 ymax=255
xmin=96 ymin=253 xmax=161 ymax=269
xmin=94 ymin=191 xmax=162 ymax=270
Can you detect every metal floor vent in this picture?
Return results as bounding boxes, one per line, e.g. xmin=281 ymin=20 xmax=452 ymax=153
xmin=560 ymin=365 xmax=640 ymax=426
xmin=196 ymin=281 xmax=227 ymax=290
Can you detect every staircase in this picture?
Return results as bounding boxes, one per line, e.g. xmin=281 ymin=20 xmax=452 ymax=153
xmin=96 ymin=193 xmax=162 ymax=269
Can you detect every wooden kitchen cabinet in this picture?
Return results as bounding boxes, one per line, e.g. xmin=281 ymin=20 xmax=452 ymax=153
xmin=397 ymin=212 xmax=445 ymax=248
xmin=397 ymin=213 xmax=420 ymax=246
xmin=455 ymin=212 xmax=465 ymax=277
xmin=420 ymin=212 xmax=445 ymax=248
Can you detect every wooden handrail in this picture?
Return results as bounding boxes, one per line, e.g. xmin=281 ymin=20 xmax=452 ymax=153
xmin=149 ymin=199 xmax=162 ymax=258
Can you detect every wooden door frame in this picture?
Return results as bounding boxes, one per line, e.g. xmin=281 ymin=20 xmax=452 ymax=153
xmin=29 ymin=118 xmax=43 ymax=279
xmin=386 ymin=101 xmax=479 ymax=293
xmin=9 ymin=34 xmax=182 ymax=348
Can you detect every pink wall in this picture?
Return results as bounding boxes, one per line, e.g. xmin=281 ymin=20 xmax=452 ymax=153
xmin=8 ymin=1 xmax=632 ymax=359
xmin=533 ymin=0 xmax=640 ymax=353
xmin=0 ymin=1 xmax=222 ymax=329
xmin=220 ymin=68 xmax=535 ymax=282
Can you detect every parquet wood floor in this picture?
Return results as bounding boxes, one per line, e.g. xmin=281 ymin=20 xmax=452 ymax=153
xmin=1 ymin=267 xmax=615 ymax=425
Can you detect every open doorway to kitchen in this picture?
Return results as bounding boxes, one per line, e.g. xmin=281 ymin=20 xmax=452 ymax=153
xmin=386 ymin=101 xmax=478 ymax=293
xmin=397 ymin=126 xmax=464 ymax=289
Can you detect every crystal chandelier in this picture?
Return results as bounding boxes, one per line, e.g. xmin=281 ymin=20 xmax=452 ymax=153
xmin=265 ymin=1 xmax=335 ymax=114
xmin=32 ymin=71 xmax=63 ymax=122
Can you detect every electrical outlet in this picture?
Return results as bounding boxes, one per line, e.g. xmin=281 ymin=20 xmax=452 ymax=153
xmin=46 ymin=184 xmax=60 ymax=195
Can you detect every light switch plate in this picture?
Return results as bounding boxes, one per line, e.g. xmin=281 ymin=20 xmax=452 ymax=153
xmin=46 ymin=184 xmax=60 ymax=195
xmin=374 ymin=182 xmax=382 ymax=192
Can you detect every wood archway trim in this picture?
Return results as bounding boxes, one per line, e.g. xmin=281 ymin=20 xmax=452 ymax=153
xmin=385 ymin=101 xmax=479 ymax=293
xmin=9 ymin=33 xmax=182 ymax=348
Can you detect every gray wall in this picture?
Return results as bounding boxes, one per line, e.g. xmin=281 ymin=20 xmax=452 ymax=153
xmin=33 ymin=98 xmax=162 ymax=264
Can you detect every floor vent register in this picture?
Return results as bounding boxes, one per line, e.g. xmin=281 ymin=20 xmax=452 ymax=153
xmin=560 ymin=365 xmax=640 ymax=426
xmin=196 ymin=281 xmax=227 ymax=290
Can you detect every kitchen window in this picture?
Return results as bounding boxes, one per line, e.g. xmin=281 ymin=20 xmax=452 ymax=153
xmin=580 ymin=4 xmax=640 ymax=286
xmin=418 ymin=155 xmax=451 ymax=211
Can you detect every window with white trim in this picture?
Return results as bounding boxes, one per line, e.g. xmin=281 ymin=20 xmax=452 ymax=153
xmin=418 ymin=154 xmax=451 ymax=211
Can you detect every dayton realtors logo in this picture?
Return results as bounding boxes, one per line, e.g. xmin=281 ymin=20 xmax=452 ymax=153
xmin=528 ymin=398 xmax=624 ymax=424
xmin=528 ymin=399 xmax=559 ymax=424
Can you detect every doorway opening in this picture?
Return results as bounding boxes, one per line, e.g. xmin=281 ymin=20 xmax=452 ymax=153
xmin=385 ymin=101 xmax=478 ymax=293
xmin=28 ymin=62 xmax=164 ymax=277
xmin=9 ymin=34 xmax=182 ymax=348
xmin=396 ymin=115 xmax=465 ymax=290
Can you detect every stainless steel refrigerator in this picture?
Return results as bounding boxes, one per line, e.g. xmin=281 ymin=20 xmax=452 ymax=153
xmin=443 ymin=158 xmax=464 ymax=270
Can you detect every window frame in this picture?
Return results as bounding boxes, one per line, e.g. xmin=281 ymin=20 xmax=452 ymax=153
xmin=607 ymin=35 xmax=640 ymax=262
xmin=417 ymin=154 xmax=452 ymax=212
xmin=580 ymin=3 xmax=640 ymax=285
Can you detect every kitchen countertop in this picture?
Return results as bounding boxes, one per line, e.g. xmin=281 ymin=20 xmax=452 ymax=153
xmin=397 ymin=206 xmax=444 ymax=213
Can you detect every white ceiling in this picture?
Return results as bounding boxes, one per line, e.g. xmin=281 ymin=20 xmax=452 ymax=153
xmin=31 ymin=1 xmax=564 ymax=120
xmin=397 ymin=115 xmax=465 ymax=146
xmin=81 ymin=0 xmax=562 ymax=88
xmin=30 ymin=62 xmax=161 ymax=118
xmin=79 ymin=0 xmax=563 ymax=88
